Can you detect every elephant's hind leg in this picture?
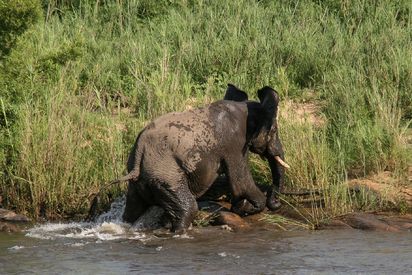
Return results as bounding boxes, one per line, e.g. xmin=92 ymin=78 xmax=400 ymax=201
xmin=123 ymin=180 xmax=149 ymax=223
xmin=153 ymin=182 xmax=198 ymax=232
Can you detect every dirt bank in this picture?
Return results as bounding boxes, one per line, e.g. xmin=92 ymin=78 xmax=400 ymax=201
xmin=0 ymin=208 xmax=31 ymax=232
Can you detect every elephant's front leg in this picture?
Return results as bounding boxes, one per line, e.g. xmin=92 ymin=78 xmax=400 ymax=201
xmin=225 ymin=156 xmax=266 ymax=216
xmin=265 ymin=155 xmax=285 ymax=211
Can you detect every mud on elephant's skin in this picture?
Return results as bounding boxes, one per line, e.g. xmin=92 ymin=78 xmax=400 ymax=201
xmin=120 ymin=84 xmax=289 ymax=232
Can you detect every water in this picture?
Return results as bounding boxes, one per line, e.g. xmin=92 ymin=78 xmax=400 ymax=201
xmin=1 ymin=198 xmax=411 ymax=274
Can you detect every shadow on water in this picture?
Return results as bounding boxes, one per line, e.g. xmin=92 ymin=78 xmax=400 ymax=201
xmin=1 ymin=197 xmax=411 ymax=274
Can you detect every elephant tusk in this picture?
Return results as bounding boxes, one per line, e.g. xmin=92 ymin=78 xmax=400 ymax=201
xmin=274 ymin=156 xmax=290 ymax=169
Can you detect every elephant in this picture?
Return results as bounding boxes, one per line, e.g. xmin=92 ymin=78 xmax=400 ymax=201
xmin=119 ymin=84 xmax=289 ymax=232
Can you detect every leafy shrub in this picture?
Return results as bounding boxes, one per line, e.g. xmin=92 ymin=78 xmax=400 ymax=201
xmin=0 ymin=0 xmax=42 ymax=58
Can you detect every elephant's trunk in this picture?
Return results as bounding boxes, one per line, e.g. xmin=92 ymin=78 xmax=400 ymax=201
xmin=265 ymin=155 xmax=286 ymax=210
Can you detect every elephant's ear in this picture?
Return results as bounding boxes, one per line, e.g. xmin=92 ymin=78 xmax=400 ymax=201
xmin=257 ymin=86 xmax=280 ymax=122
xmin=224 ymin=84 xmax=248 ymax=102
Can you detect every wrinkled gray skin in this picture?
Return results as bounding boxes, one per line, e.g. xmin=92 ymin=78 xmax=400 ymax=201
xmin=122 ymin=84 xmax=286 ymax=232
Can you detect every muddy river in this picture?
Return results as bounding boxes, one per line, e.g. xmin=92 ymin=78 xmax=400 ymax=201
xmin=1 ymin=199 xmax=411 ymax=274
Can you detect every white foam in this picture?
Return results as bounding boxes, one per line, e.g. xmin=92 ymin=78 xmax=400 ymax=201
xmin=218 ymin=252 xmax=227 ymax=257
xmin=26 ymin=219 xmax=147 ymax=241
xmin=25 ymin=196 xmax=193 ymax=242
xmin=217 ymin=252 xmax=240 ymax=259
xmin=8 ymin=245 xmax=25 ymax=251
xmin=173 ymin=233 xmax=194 ymax=239
xmin=25 ymin=196 xmax=162 ymax=242
xmin=65 ymin=242 xmax=89 ymax=247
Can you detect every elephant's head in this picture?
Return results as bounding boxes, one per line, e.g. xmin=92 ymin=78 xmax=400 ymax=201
xmin=224 ymin=84 xmax=289 ymax=210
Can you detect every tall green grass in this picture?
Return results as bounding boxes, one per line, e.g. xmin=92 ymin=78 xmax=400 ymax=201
xmin=0 ymin=0 xmax=410 ymax=220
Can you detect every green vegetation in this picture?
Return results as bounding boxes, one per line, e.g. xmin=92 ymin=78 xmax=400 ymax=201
xmin=0 ymin=0 xmax=42 ymax=58
xmin=260 ymin=213 xmax=315 ymax=231
xmin=1 ymin=0 xmax=411 ymax=222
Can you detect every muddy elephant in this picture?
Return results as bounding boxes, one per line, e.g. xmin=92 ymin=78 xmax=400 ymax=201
xmin=120 ymin=84 xmax=289 ymax=231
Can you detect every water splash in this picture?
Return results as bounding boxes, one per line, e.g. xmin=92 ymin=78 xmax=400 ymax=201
xmin=26 ymin=195 xmax=165 ymax=241
xmin=95 ymin=195 xmax=126 ymax=223
xmin=8 ymin=245 xmax=25 ymax=251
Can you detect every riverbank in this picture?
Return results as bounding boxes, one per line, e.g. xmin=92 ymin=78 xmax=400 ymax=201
xmin=2 ymin=158 xmax=411 ymax=233
xmin=1 ymin=0 xmax=411 ymax=222
xmin=194 ymin=201 xmax=412 ymax=233
xmin=0 ymin=208 xmax=31 ymax=233
xmin=2 ymin=200 xmax=411 ymax=234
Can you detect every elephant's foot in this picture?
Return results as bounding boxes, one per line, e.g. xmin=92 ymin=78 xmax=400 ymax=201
xmin=266 ymin=186 xmax=282 ymax=211
xmin=159 ymin=212 xmax=173 ymax=230
xmin=156 ymin=212 xmax=192 ymax=233
xmin=231 ymin=199 xmax=252 ymax=216
xmin=170 ymin=222 xmax=189 ymax=234
xmin=231 ymin=198 xmax=265 ymax=216
xmin=266 ymin=196 xmax=282 ymax=211
xmin=170 ymin=207 xmax=197 ymax=233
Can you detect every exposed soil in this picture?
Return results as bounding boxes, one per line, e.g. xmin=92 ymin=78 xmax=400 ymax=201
xmin=346 ymin=171 xmax=412 ymax=209
xmin=336 ymin=212 xmax=412 ymax=232
xmin=194 ymin=197 xmax=412 ymax=232
xmin=0 ymin=208 xmax=32 ymax=233
xmin=280 ymin=100 xmax=326 ymax=127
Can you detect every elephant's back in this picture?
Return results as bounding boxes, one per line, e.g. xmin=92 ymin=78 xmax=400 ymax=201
xmin=149 ymin=108 xmax=211 ymax=130
xmin=142 ymin=108 xmax=218 ymax=150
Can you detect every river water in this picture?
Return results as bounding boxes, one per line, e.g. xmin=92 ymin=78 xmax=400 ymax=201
xmin=1 ymin=198 xmax=411 ymax=274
